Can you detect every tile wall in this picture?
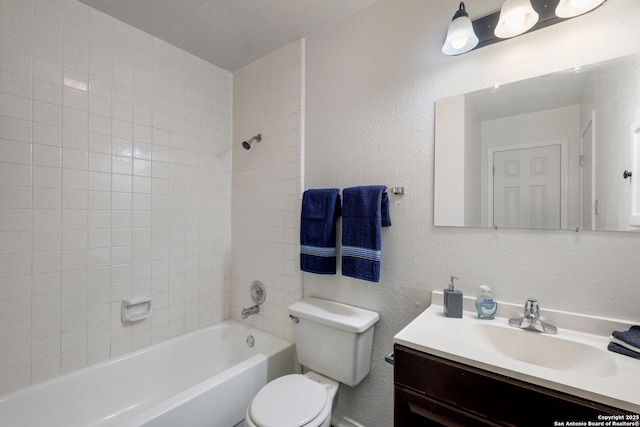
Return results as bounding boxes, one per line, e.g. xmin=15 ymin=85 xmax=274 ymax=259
xmin=0 ymin=0 xmax=232 ymax=394
xmin=231 ymin=40 xmax=304 ymax=341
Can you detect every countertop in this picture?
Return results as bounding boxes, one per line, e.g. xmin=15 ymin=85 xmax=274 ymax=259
xmin=393 ymin=291 xmax=640 ymax=414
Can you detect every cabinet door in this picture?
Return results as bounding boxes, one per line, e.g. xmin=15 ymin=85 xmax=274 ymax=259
xmin=395 ymin=386 xmax=503 ymax=427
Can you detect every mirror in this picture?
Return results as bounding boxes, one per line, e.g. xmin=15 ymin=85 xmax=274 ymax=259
xmin=434 ymin=52 xmax=640 ymax=232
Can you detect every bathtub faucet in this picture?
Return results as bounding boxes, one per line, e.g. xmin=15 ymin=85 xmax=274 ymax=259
xmin=241 ymin=304 xmax=260 ymax=319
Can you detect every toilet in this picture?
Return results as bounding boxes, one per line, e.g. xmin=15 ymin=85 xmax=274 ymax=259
xmin=244 ymin=296 xmax=380 ymax=427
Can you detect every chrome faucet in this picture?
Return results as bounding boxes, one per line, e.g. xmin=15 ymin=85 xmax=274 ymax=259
xmin=508 ymin=298 xmax=557 ymax=334
xmin=241 ymin=304 xmax=260 ymax=319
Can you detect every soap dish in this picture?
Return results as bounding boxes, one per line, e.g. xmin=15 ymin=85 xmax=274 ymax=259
xmin=121 ymin=296 xmax=152 ymax=322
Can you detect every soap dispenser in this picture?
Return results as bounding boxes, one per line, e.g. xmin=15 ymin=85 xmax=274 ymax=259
xmin=475 ymin=285 xmax=497 ymax=319
xmin=443 ymin=275 xmax=463 ymax=318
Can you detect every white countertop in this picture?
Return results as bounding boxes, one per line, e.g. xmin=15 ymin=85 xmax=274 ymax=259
xmin=393 ymin=291 xmax=640 ymax=413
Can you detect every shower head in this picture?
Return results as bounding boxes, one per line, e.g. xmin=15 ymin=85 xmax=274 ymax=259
xmin=242 ymin=133 xmax=262 ymax=150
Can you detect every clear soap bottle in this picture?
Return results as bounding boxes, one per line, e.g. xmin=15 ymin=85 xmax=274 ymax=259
xmin=475 ymin=285 xmax=497 ymax=319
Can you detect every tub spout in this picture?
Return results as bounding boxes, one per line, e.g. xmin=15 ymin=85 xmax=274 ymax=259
xmin=241 ymin=304 xmax=260 ymax=319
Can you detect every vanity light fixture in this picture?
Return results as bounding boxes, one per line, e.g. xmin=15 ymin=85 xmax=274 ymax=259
xmin=442 ymin=0 xmax=607 ymax=56
xmin=442 ymin=2 xmax=479 ymax=55
xmin=494 ymin=0 xmax=539 ymax=38
xmin=555 ymin=0 xmax=606 ymax=18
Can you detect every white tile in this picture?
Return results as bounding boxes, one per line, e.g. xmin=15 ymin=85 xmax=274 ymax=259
xmin=31 ymin=313 xmax=60 ymax=339
xmin=0 ymin=162 xmax=30 ymax=186
xmin=0 ymin=253 xmax=31 ymax=278
xmin=87 ymin=190 xmax=109 ymax=211
xmin=32 ymin=251 xmax=61 ymax=275
xmin=61 ymin=248 xmax=88 ymax=272
xmin=61 ymin=127 xmax=88 ymax=151
xmin=88 ymin=75 xmax=111 ymax=98
xmin=112 ymin=174 xmax=131 ymax=192
xmin=33 ymin=144 xmax=61 ymax=167
xmin=112 ymin=155 xmax=132 ymax=175
xmin=32 ymin=293 xmax=61 ymax=318
xmin=0 ymin=71 xmax=32 ymax=99
xmin=0 ymin=116 xmax=32 ymax=143
xmin=112 ymin=83 xmax=132 ymax=105
xmin=32 ymin=209 xmax=61 ymax=231
xmin=88 ymin=152 xmax=111 ymax=172
xmin=61 ymin=229 xmax=87 ymax=250
xmin=133 ymin=176 xmax=151 ymax=193
xmin=33 ymin=122 xmax=62 ymax=147
xmin=88 ymin=132 xmax=110 ymax=154
xmin=88 ymin=94 xmax=110 ymax=117
xmin=88 ymin=229 xmax=110 ymax=249
xmin=112 ymin=101 xmax=132 ymax=122
xmin=89 ymin=113 xmax=111 ymax=136
xmin=0 ymin=93 xmax=32 ymax=121
xmin=87 ymin=266 xmax=110 ymax=287
xmin=112 ymin=138 xmax=132 ymax=157
xmin=0 ymin=276 xmax=31 ymax=301
xmin=88 ymin=247 xmax=110 ymax=267
xmin=0 ymin=209 xmax=31 ymax=231
xmin=0 ymin=297 xmax=31 ymax=325
xmin=63 ymin=87 xmax=87 ymax=111
xmin=62 ymin=209 xmax=87 ymax=230
xmin=62 ymin=148 xmax=87 ymax=170
xmin=31 ymin=355 xmax=61 ymax=384
xmin=88 ymin=171 xmax=111 ymax=191
xmin=32 ymin=272 xmax=61 ymax=296
xmin=62 ymin=168 xmax=87 ymax=189
xmin=111 ymin=192 xmax=132 ymax=210
xmin=0 ymin=231 xmax=30 ymax=255
xmin=62 ymin=107 xmax=87 ymax=131
xmin=0 ymin=364 xmax=30 ymax=396
xmin=0 ymin=185 xmax=32 ymax=209
xmin=87 ymin=210 xmax=110 ymax=229
xmin=133 ymin=159 xmax=151 ymax=176
xmin=32 ymin=335 xmax=61 ymax=361
xmin=60 ymin=347 xmax=87 ymax=373
xmin=133 ymin=108 xmax=151 ymax=126
xmin=33 ymin=165 xmax=60 ymax=188
xmin=0 ymin=140 xmax=31 ymax=165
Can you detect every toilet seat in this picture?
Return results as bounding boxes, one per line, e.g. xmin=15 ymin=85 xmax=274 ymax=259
xmin=248 ymin=374 xmax=329 ymax=427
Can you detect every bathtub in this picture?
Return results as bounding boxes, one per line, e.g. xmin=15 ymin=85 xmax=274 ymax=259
xmin=0 ymin=320 xmax=293 ymax=427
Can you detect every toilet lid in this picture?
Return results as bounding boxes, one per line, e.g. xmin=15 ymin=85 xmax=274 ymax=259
xmin=249 ymin=374 xmax=328 ymax=427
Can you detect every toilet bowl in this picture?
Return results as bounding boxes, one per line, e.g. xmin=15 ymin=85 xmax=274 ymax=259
xmin=244 ymin=297 xmax=379 ymax=427
xmin=244 ymin=371 xmax=339 ymax=427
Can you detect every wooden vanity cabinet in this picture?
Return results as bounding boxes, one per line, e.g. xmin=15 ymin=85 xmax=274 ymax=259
xmin=394 ymin=344 xmax=632 ymax=427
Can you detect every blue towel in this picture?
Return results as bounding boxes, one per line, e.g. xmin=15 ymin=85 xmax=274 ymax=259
xmin=300 ymin=189 xmax=342 ymax=274
xmin=612 ymin=325 xmax=640 ymax=349
xmin=341 ymin=185 xmax=391 ymax=282
xmin=607 ymin=342 xmax=640 ymax=360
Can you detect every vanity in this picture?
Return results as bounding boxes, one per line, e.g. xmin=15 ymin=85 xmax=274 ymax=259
xmin=393 ymin=292 xmax=640 ymax=426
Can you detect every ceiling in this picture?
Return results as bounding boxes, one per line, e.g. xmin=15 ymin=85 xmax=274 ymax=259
xmin=80 ymin=0 xmax=379 ymax=71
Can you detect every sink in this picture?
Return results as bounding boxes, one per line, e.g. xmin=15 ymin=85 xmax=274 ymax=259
xmin=464 ymin=322 xmax=618 ymax=377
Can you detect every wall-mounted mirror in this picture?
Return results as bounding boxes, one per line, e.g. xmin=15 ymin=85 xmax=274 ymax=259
xmin=434 ymin=52 xmax=640 ymax=232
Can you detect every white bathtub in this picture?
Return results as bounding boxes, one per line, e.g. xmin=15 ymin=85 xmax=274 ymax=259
xmin=0 ymin=320 xmax=293 ymax=427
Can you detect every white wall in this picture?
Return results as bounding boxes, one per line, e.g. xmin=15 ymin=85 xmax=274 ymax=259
xmin=0 ymin=0 xmax=232 ymax=395
xmin=304 ymin=0 xmax=640 ymax=425
xmin=231 ymin=40 xmax=305 ymax=341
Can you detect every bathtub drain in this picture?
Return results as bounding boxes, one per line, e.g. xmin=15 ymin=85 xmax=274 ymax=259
xmin=246 ymin=335 xmax=255 ymax=348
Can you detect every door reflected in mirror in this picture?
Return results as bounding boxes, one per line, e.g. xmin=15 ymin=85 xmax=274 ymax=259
xmin=434 ymin=52 xmax=640 ymax=232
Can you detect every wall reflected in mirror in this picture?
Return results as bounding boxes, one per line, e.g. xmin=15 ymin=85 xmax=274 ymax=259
xmin=434 ymin=52 xmax=640 ymax=232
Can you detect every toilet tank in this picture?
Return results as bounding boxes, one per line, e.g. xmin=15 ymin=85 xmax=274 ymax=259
xmin=288 ymin=297 xmax=379 ymax=387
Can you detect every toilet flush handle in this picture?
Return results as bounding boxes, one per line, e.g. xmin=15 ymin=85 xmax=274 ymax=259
xmin=289 ymin=314 xmax=299 ymax=324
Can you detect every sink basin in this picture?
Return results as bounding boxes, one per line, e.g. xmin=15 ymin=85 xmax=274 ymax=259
xmin=464 ymin=322 xmax=618 ymax=377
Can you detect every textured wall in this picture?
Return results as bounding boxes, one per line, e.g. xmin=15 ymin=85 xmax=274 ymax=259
xmin=304 ymin=0 xmax=640 ymax=426
xmin=0 ymin=0 xmax=232 ymax=395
